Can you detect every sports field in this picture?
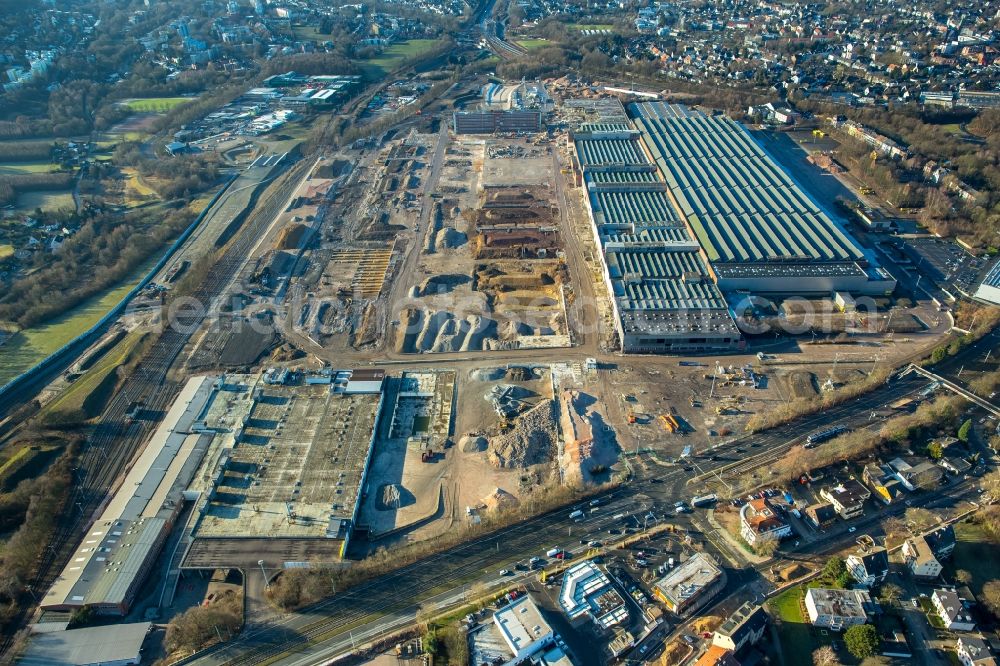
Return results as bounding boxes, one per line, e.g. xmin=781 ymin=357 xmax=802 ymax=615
xmin=356 ymin=39 xmax=440 ymax=77
xmin=516 ymin=39 xmax=550 ymax=50
xmin=123 ymin=97 xmax=194 ymax=113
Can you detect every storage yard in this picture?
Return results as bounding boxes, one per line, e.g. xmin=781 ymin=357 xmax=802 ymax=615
xmin=395 ymin=135 xmax=573 ymax=353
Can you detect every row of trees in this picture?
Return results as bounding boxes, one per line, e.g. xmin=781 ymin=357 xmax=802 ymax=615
xmin=0 ymin=441 xmax=77 ymax=631
xmin=0 ymin=140 xmax=53 ymax=162
xmin=0 ymin=171 xmax=75 ymax=207
xmin=0 ymin=205 xmax=195 ymax=327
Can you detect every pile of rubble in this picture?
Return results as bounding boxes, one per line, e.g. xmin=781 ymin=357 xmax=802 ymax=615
xmin=487 ymin=400 xmax=557 ymax=469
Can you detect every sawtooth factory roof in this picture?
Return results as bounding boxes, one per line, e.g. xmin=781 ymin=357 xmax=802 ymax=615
xmin=576 ymin=138 xmax=650 ymax=166
xmin=630 ymin=102 xmax=866 ymax=265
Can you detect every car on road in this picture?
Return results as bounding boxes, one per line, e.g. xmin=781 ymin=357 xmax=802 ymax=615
xmin=588 ymin=540 xmax=602 ymax=548
xmin=848 ymin=527 xmax=857 ymax=533
xmin=499 ymin=569 xmax=511 ymax=576
xmin=911 ymin=598 xmax=920 ymax=608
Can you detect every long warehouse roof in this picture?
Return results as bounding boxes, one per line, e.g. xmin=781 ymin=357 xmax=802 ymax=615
xmin=576 ymin=138 xmax=650 ymax=166
xmin=630 ymin=102 xmax=866 ymax=265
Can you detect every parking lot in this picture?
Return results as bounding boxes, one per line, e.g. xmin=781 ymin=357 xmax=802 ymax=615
xmin=899 ymin=236 xmax=992 ymax=296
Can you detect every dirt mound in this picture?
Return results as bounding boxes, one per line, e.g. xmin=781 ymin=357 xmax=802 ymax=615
xmin=378 ymin=483 xmax=403 ymax=510
xmin=506 ymin=366 xmax=534 ymax=381
xmin=418 ymin=274 xmax=470 ymax=296
xmin=276 ymin=223 xmax=309 ymax=250
xmin=472 ymin=367 xmax=506 ymax=381
xmin=481 ymin=487 xmax=519 ymax=512
xmin=778 ymin=563 xmax=809 ymax=581
xmin=435 ymin=227 xmax=467 ymax=249
xmin=460 ymin=435 xmax=488 ymax=453
xmin=488 ymin=400 xmax=557 ymax=469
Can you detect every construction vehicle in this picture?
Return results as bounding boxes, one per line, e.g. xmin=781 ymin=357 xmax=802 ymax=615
xmin=658 ymin=414 xmax=680 ymax=433
xmin=626 ymin=407 xmax=636 ymax=424
xmin=812 ymin=129 xmax=826 ymax=137
xmin=859 ymin=186 xmax=875 ymax=195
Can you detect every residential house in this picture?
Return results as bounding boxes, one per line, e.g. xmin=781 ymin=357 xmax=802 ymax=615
xmin=932 ymin=589 xmax=975 ymax=631
xmin=695 ymin=646 xmax=741 ymax=666
xmin=957 ymin=636 xmax=997 ymax=666
xmin=941 ymin=456 xmax=972 ymax=475
xmin=739 ymin=498 xmax=792 ymax=546
xmin=902 ymin=537 xmax=943 ymax=579
xmin=926 ymin=525 xmax=956 ymax=559
xmin=846 ymin=547 xmax=889 ymax=588
xmin=819 ymin=479 xmax=870 ymax=519
xmin=891 ymin=459 xmax=944 ymax=491
xmin=864 ymin=463 xmax=902 ymax=504
xmin=712 ymin=602 xmax=768 ymax=653
xmin=804 ymin=588 xmax=874 ymax=630
xmin=805 ymin=503 xmax=838 ymax=529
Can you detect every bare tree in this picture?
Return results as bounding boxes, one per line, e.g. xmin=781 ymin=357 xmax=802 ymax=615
xmin=981 ymin=580 xmax=1000 ymax=619
xmin=813 ymin=645 xmax=841 ymax=666
xmin=754 ymin=533 xmax=780 ymax=558
xmin=878 ymin=582 xmax=904 ymax=606
xmin=956 ymin=570 xmax=974 ymax=586
xmin=904 ymin=507 xmax=937 ymax=532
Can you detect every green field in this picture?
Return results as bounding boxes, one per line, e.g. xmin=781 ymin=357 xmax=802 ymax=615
xmin=0 ymin=161 xmax=61 ymax=175
xmin=123 ymin=97 xmax=194 ymax=113
xmin=356 ymin=39 xmax=441 ymax=77
xmin=0 ymin=244 xmax=12 ymax=260
xmin=950 ymin=521 xmax=1000 ymax=597
xmin=0 ymin=256 xmax=156 ymax=386
xmin=515 ymin=39 xmax=551 ymax=50
xmin=14 ymin=190 xmax=74 ymax=213
xmin=292 ymin=24 xmax=330 ymax=42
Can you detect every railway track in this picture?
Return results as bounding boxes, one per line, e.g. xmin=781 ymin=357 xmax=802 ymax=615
xmin=0 ymin=161 xmax=308 ymax=658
